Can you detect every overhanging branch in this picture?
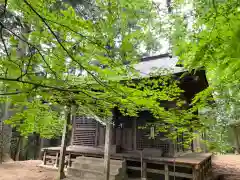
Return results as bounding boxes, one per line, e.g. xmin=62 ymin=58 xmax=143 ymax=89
xmin=0 ymin=77 xmax=91 ymax=95
xmin=0 ymin=21 xmax=58 ymax=79
xmin=23 ymin=0 xmax=121 ymax=95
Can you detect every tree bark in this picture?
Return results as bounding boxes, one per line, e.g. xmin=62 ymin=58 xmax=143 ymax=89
xmin=103 ymin=118 xmax=112 ymax=180
xmin=233 ymin=126 xmax=240 ymax=154
xmin=57 ymin=104 xmax=76 ymax=180
xmin=38 ymin=138 xmax=44 ymax=160
xmin=57 ymin=107 xmax=71 ymax=179
xmin=15 ymin=136 xmax=22 ymax=161
xmin=0 ymin=102 xmax=12 ymax=163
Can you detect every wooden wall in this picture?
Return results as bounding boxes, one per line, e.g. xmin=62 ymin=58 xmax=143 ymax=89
xmin=71 ymin=112 xmax=185 ymax=157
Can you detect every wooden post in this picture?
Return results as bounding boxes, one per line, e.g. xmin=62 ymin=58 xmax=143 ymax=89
xmin=103 ymin=118 xmax=112 ymax=180
xmin=68 ymin=152 xmax=71 ymax=167
xmin=193 ymin=165 xmax=200 ymax=180
xmin=57 ymin=106 xmax=71 ymax=180
xmin=43 ymin=150 xmax=47 ymax=165
xmin=132 ymin=117 xmax=137 ymax=150
xmin=95 ymin=122 xmax=99 ymax=147
xmin=199 ymin=167 xmax=203 ymax=180
xmin=70 ymin=115 xmax=75 ymax=146
xmin=142 ymin=161 xmax=147 ymax=180
xmin=164 ymin=164 xmax=169 ymax=180
xmin=54 ymin=152 xmax=60 ymax=168
xmin=233 ymin=126 xmax=240 ymax=154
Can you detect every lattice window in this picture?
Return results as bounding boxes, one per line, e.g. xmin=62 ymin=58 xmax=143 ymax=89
xmin=73 ymin=116 xmax=97 ymax=146
xmin=136 ymin=129 xmax=170 ymax=154
xmin=75 ymin=117 xmax=96 ymax=128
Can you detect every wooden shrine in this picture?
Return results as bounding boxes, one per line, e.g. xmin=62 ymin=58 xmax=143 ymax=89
xmin=41 ymin=55 xmax=212 ymax=180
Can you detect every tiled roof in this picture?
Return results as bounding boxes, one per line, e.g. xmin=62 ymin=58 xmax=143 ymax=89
xmin=135 ymin=55 xmax=186 ymax=77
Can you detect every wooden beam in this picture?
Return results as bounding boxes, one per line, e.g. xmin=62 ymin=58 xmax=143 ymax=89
xmin=103 ymin=119 xmax=112 ymax=180
xmin=128 ymin=166 xmax=193 ymax=179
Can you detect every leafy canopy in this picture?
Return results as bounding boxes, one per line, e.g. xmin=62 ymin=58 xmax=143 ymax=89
xmin=172 ymin=0 xmax=240 ymax=152
xmin=0 ymin=0 xmax=197 ymax=142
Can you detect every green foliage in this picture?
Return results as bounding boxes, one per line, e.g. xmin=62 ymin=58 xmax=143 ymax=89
xmin=172 ymin=0 xmax=240 ymax=152
xmin=0 ymin=0 xmax=200 ymax=144
xmin=5 ymin=99 xmax=64 ymax=138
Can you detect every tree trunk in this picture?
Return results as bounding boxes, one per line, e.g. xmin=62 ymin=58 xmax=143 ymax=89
xmin=15 ymin=136 xmax=23 ymax=161
xmin=233 ymin=126 xmax=240 ymax=154
xmin=0 ymin=102 xmax=12 ymax=163
xmin=38 ymin=138 xmax=44 ymax=160
xmin=57 ymin=106 xmax=71 ymax=180
xmin=103 ymin=119 xmax=112 ymax=180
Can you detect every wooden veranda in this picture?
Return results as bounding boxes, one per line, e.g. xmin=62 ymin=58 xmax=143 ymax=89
xmin=41 ymin=145 xmax=212 ymax=180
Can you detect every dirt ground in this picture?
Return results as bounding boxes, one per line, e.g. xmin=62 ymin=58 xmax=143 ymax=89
xmin=0 ymin=160 xmax=56 ymax=180
xmin=212 ymin=155 xmax=240 ymax=180
xmin=0 ymin=155 xmax=240 ymax=180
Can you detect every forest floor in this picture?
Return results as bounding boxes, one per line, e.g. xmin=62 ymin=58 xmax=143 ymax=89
xmin=0 ymin=160 xmax=56 ymax=180
xmin=212 ymin=155 xmax=240 ymax=180
xmin=0 ymin=155 xmax=240 ymax=180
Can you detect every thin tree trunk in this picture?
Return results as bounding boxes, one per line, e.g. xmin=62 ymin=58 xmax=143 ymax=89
xmin=15 ymin=136 xmax=22 ymax=161
xmin=234 ymin=126 xmax=240 ymax=154
xmin=38 ymin=138 xmax=44 ymax=160
xmin=0 ymin=116 xmax=3 ymax=163
xmin=103 ymin=119 xmax=112 ymax=180
xmin=57 ymin=106 xmax=71 ymax=180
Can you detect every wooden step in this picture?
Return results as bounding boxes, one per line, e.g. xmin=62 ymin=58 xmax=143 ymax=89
xmin=72 ymin=162 xmax=121 ymax=174
xmin=67 ymin=167 xmax=118 ymax=179
xmin=75 ymin=156 xmax=123 ymax=165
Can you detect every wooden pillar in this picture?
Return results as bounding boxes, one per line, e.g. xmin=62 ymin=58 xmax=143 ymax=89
xmin=164 ymin=164 xmax=169 ymax=180
xmin=233 ymin=126 xmax=240 ymax=154
xmin=103 ymin=118 xmax=112 ymax=180
xmin=142 ymin=161 xmax=147 ymax=179
xmin=58 ymin=106 xmax=71 ymax=179
xmin=54 ymin=152 xmax=60 ymax=168
xmin=70 ymin=115 xmax=76 ymax=145
xmin=132 ymin=117 xmax=137 ymax=150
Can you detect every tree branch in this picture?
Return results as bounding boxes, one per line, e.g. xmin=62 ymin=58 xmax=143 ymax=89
xmin=0 ymin=21 xmax=58 ymax=79
xmin=0 ymin=76 xmax=99 ymax=99
xmin=0 ymin=91 xmax=26 ymax=96
xmin=0 ymin=0 xmax=8 ymax=18
xmin=23 ymin=0 xmax=115 ymax=92
xmin=17 ymin=51 xmax=34 ymax=80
